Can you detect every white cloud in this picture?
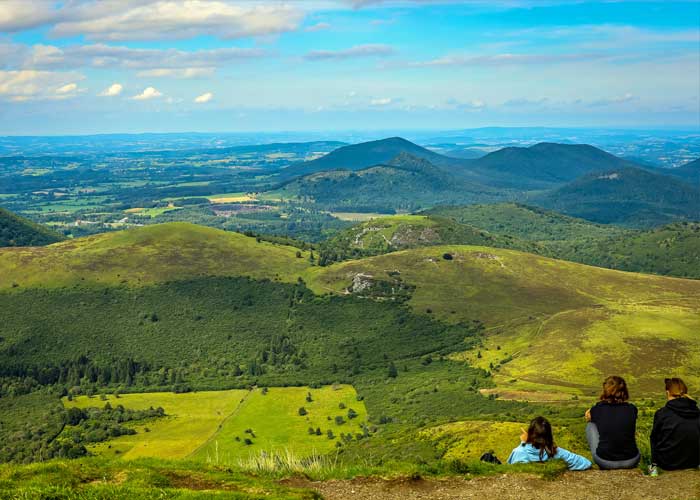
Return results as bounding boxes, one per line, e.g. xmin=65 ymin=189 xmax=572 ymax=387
xmin=51 ymin=1 xmax=305 ymax=41
xmin=305 ymin=44 xmax=395 ymax=60
xmin=56 ymin=83 xmax=78 ymax=94
xmin=99 ymin=83 xmax=123 ymax=97
xmin=194 ymin=92 xmax=213 ymax=103
xmin=132 ymin=86 xmax=162 ymax=100
xmin=0 ymin=0 xmax=59 ymax=32
xmin=136 ymin=67 xmax=215 ymax=79
xmin=0 ymin=70 xmax=84 ymax=102
xmin=305 ymin=22 xmax=331 ymax=32
xmin=370 ymin=97 xmax=392 ymax=106
xmin=20 ymin=43 xmax=265 ymax=71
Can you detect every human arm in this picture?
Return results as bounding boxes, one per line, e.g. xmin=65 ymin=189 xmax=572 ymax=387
xmin=552 ymin=447 xmax=592 ymax=471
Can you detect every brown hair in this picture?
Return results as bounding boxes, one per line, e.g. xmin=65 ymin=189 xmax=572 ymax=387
xmin=665 ymin=377 xmax=690 ymax=399
xmin=599 ymin=375 xmax=629 ymax=404
xmin=527 ymin=416 xmax=557 ymax=461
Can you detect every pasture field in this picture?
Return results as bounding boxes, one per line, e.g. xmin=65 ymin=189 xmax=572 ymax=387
xmin=194 ymin=385 xmax=367 ymax=464
xmin=64 ymin=390 xmax=248 ymax=459
xmin=63 ymin=386 xmax=366 ymax=464
xmin=208 ymin=192 xmax=258 ymax=203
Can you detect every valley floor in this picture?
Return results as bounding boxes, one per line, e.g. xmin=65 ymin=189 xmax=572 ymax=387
xmin=302 ymin=469 xmax=700 ymax=500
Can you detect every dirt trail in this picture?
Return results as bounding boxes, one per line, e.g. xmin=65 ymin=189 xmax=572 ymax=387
xmin=301 ymin=470 xmax=700 ymax=500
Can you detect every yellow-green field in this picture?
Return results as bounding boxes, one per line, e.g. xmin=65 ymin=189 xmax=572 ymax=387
xmin=64 ymin=390 xmax=248 ymax=459
xmin=63 ymin=385 xmax=367 ymax=464
xmin=194 ymin=386 xmax=367 ymax=464
xmin=329 ymin=212 xmax=388 ymax=222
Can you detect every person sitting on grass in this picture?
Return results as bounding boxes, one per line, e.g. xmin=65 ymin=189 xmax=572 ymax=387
xmin=650 ymin=377 xmax=700 ymax=471
xmin=507 ymin=416 xmax=592 ymax=470
xmin=585 ymin=375 xmax=640 ymax=469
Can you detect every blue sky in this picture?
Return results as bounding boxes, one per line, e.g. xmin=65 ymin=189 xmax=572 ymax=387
xmin=0 ymin=0 xmax=698 ymax=134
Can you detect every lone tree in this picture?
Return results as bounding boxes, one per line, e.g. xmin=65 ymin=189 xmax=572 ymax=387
xmin=306 ymin=392 xmax=313 ymax=403
xmin=387 ymin=362 xmax=398 ymax=378
xmin=347 ymin=408 xmax=358 ymax=420
xmin=298 ymin=407 xmax=308 ymax=416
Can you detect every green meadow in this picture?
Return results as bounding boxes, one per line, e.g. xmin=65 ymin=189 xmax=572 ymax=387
xmin=63 ymin=386 xmax=366 ymax=465
xmin=194 ymin=386 xmax=367 ymax=464
xmin=64 ymin=390 xmax=248 ymax=459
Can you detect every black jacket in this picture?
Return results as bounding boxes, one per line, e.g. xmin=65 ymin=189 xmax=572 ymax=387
xmin=590 ymin=401 xmax=639 ymax=461
xmin=651 ymin=397 xmax=700 ymax=470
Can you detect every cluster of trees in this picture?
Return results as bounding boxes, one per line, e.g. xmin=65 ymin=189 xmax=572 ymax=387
xmin=63 ymin=403 xmax=165 ymax=445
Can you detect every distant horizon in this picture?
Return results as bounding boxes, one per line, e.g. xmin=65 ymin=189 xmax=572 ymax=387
xmin=1 ymin=124 xmax=699 ymax=139
xmin=1 ymin=1 xmax=698 ymax=135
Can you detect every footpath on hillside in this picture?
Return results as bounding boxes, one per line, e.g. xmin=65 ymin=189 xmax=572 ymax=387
xmin=294 ymin=469 xmax=700 ymax=500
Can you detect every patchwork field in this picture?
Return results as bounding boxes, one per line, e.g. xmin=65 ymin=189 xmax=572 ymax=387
xmin=64 ymin=385 xmax=367 ymax=464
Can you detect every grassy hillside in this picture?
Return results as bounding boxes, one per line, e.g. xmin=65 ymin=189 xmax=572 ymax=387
xmin=323 ymin=205 xmax=700 ymax=278
xmin=533 ymin=167 xmax=700 ymax=227
xmin=0 ymin=222 xmax=311 ymax=290
xmin=278 ymin=153 xmax=496 ymax=213
xmin=0 ymin=207 xmax=64 ymax=247
xmin=318 ymin=213 xmax=538 ymax=265
xmin=307 ymin=245 xmax=700 ymax=396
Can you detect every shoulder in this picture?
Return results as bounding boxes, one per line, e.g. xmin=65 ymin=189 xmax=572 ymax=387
xmin=507 ymin=443 xmax=531 ymax=464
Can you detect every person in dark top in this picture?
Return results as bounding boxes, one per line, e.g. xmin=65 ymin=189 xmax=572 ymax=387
xmin=585 ymin=375 xmax=640 ymax=469
xmin=650 ymin=378 xmax=700 ymax=471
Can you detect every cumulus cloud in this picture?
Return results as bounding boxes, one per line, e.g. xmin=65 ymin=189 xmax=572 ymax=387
xmin=305 ymin=44 xmax=395 ymax=61
xmin=99 ymin=83 xmax=123 ymax=96
xmin=132 ymin=86 xmax=162 ymax=100
xmin=194 ymin=92 xmax=213 ymax=103
xmin=0 ymin=0 xmax=60 ymax=32
xmin=0 ymin=70 xmax=84 ymax=101
xmin=51 ymin=1 xmax=305 ymax=41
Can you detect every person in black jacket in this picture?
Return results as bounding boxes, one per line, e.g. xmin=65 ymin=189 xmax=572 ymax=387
xmin=650 ymin=377 xmax=700 ymax=471
xmin=585 ymin=375 xmax=640 ymax=469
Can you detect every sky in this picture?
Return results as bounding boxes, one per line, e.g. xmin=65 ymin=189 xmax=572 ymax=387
xmin=0 ymin=0 xmax=698 ymax=135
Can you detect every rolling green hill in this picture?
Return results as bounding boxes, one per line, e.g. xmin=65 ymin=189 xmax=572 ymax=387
xmin=0 ymin=222 xmax=309 ymax=290
xmin=307 ymin=245 xmax=700 ymax=397
xmin=317 ymin=213 xmax=539 ymax=265
xmin=278 ymin=153 xmax=496 ymax=213
xmin=533 ymin=167 xmax=700 ymax=227
xmin=466 ymin=142 xmax=637 ymax=189
xmin=280 ymin=137 xmax=455 ymax=178
xmin=0 ymin=207 xmax=64 ymax=247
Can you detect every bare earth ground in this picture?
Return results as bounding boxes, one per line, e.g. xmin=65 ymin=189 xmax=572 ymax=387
xmin=296 ymin=470 xmax=700 ymax=500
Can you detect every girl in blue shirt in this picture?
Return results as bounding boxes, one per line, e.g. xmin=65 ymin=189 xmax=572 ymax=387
xmin=507 ymin=416 xmax=592 ymax=471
